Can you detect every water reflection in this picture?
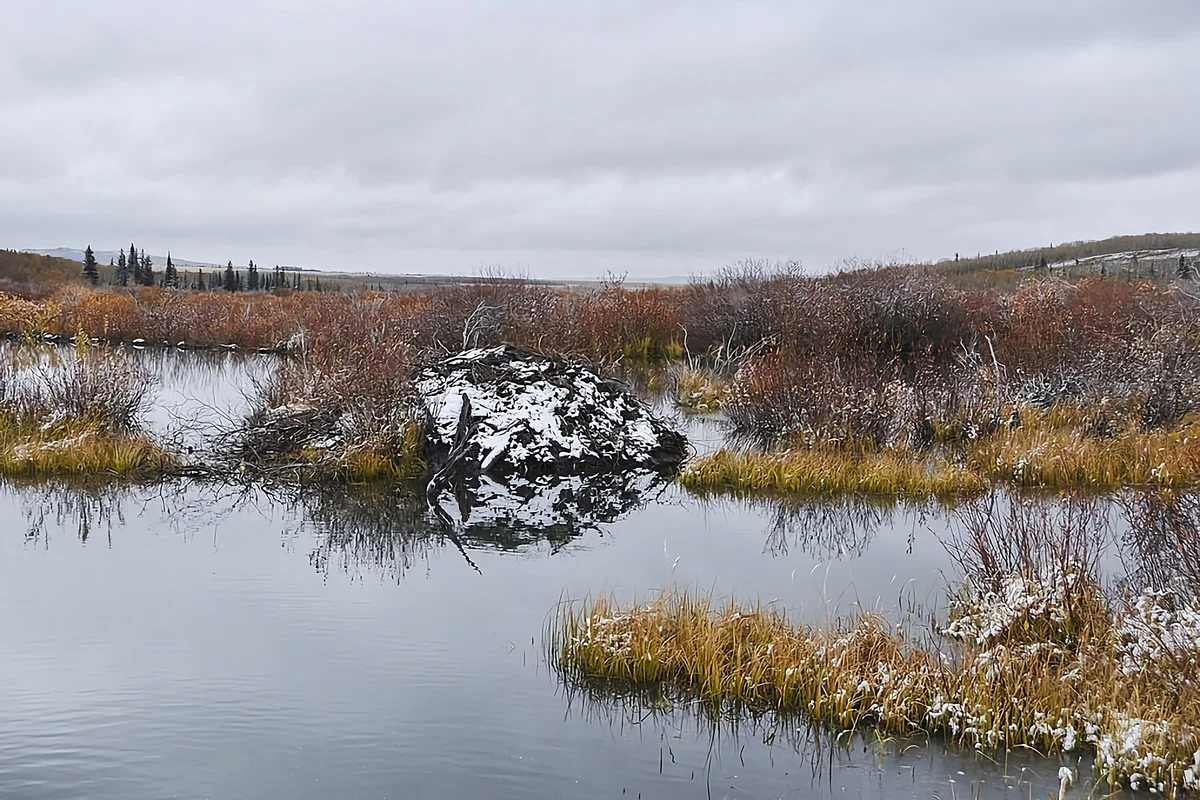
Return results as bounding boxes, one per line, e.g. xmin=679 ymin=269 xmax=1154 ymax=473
xmin=0 ymin=479 xmax=1175 ymax=799
xmin=1118 ymin=491 xmax=1200 ymax=599
xmin=431 ymin=470 xmax=671 ymax=547
xmin=557 ymin=681 xmax=1130 ymax=799
xmin=18 ymin=480 xmax=1200 ymax=596
xmin=7 ymin=471 xmax=677 ymax=580
xmin=19 ymin=481 xmax=125 ymax=547
xmin=755 ymin=496 xmax=924 ymax=560
xmin=286 ymin=483 xmax=456 ymax=580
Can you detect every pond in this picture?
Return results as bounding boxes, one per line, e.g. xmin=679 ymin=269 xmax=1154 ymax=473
xmin=0 ymin=352 xmax=1148 ymax=798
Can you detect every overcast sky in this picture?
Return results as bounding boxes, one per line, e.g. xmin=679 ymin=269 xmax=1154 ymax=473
xmin=2 ymin=1 xmax=1199 ymax=278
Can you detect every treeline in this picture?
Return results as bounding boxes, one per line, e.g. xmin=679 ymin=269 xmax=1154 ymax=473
xmin=935 ymin=232 xmax=1200 ymax=275
xmin=81 ymin=243 xmax=327 ymax=293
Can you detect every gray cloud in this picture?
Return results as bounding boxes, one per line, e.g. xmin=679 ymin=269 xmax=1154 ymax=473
xmin=2 ymin=0 xmax=1199 ymax=278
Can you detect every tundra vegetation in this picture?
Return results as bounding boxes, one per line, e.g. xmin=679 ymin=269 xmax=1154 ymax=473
xmin=4 ymin=257 xmax=1200 ymax=493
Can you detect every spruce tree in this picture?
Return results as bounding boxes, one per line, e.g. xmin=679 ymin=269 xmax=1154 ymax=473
xmin=164 ymin=253 xmax=179 ymax=288
xmin=129 ymin=243 xmax=141 ymax=285
xmin=83 ymin=245 xmax=99 ymax=285
xmin=140 ymin=251 xmax=155 ymax=286
xmin=196 ymin=272 xmax=206 ymax=291
xmin=116 ymin=251 xmax=128 ymax=286
xmin=1179 ymin=254 xmax=1192 ymax=279
xmin=224 ymin=261 xmax=236 ymax=292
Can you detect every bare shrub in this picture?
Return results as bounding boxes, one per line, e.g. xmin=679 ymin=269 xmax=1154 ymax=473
xmin=33 ymin=349 xmax=153 ymax=433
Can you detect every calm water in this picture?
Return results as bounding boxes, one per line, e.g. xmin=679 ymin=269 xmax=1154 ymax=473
xmin=0 ymin=352 xmax=1140 ymax=799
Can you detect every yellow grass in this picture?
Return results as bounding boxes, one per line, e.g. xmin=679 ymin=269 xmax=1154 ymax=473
xmin=674 ymin=368 xmax=729 ymax=413
xmin=680 ymin=447 xmax=986 ymax=499
xmin=552 ymin=590 xmax=1200 ymax=795
xmin=683 ymin=412 xmax=1200 ymax=500
xmin=279 ymin=422 xmax=426 ymax=483
xmin=970 ymin=420 xmax=1200 ymax=489
xmin=0 ymin=417 xmax=177 ymax=478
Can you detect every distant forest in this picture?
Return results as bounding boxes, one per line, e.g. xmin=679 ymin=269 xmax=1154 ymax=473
xmin=0 ymin=245 xmax=327 ymax=297
xmin=933 ymin=232 xmax=1200 ymax=275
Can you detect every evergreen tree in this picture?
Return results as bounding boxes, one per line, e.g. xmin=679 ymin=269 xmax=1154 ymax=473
xmin=140 ymin=251 xmax=155 ymax=286
xmin=116 ymin=251 xmax=128 ymax=286
xmin=1037 ymin=255 xmax=1048 ymax=271
xmin=1179 ymin=254 xmax=1193 ymax=279
xmin=224 ymin=261 xmax=236 ymax=292
xmin=247 ymin=260 xmax=258 ymax=291
xmin=82 ymin=245 xmax=99 ymax=285
xmin=129 ymin=243 xmax=141 ymax=285
xmin=164 ymin=253 xmax=179 ymax=288
xmin=196 ymin=271 xmax=206 ymax=291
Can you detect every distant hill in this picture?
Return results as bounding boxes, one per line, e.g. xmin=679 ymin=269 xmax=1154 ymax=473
xmin=932 ymin=233 xmax=1200 ymax=278
xmin=23 ymin=247 xmax=219 ymax=269
xmin=0 ymin=248 xmax=87 ymax=293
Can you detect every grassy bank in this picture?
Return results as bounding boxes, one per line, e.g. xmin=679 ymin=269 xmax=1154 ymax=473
xmin=0 ymin=343 xmax=180 ymax=479
xmin=683 ymin=407 xmax=1200 ymax=498
xmin=551 ymin=584 xmax=1200 ymax=795
xmin=234 ymin=423 xmax=427 ymax=483
xmin=680 ymin=447 xmax=985 ymax=499
xmin=7 ymin=265 xmax=1200 ymax=493
xmin=0 ymin=417 xmax=177 ymax=478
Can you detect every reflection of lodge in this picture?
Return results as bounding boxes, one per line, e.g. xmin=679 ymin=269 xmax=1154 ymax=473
xmin=300 ymin=473 xmax=672 ymax=580
xmin=311 ymin=470 xmax=670 ymax=578
xmin=428 ymin=469 xmax=668 ymax=548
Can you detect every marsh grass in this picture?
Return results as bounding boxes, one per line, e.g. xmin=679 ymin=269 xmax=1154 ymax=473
xmin=0 ymin=341 xmax=177 ymax=478
xmin=552 ymin=495 xmax=1200 ymax=794
xmin=672 ymin=367 xmax=728 ymax=413
xmin=0 ymin=416 xmax=177 ymax=477
xmin=683 ymin=407 xmax=1200 ymax=500
xmin=680 ymin=446 xmax=986 ymax=499
xmin=551 ymin=585 xmax=1200 ymax=795
xmin=969 ymin=416 xmax=1200 ymax=489
xmin=286 ymin=424 xmax=427 ymax=483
